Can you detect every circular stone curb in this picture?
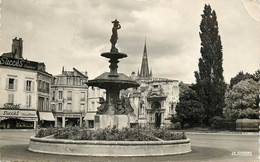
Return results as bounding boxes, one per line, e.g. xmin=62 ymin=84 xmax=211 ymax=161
xmin=28 ymin=136 xmax=191 ymax=157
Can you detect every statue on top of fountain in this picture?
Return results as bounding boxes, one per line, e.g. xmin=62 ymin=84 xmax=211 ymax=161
xmin=110 ymin=19 xmax=121 ymax=53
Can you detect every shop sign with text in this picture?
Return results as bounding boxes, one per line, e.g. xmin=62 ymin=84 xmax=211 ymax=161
xmin=0 ymin=109 xmax=37 ymax=118
xmin=0 ymin=56 xmax=38 ymax=71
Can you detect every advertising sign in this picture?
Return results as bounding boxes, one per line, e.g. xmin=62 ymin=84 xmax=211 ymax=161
xmin=0 ymin=56 xmax=38 ymax=71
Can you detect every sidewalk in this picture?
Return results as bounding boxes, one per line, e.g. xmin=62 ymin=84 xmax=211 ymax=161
xmin=0 ymin=129 xmax=34 ymax=131
xmin=183 ymin=127 xmax=258 ymax=135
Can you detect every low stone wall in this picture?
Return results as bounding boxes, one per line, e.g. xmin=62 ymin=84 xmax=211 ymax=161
xmin=28 ymin=136 xmax=191 ymax=156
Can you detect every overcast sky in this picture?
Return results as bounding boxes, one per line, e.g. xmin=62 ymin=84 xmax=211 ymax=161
xmin=1 ymin=0 xmax=259 ymax=83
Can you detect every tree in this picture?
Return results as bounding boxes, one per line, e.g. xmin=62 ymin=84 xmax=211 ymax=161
xmin=223 ymin=79 xmax=260 ymax=120
xmin=253 ymin=69 xmax=260 ymax=82
xmin=229 ymin=71 xmax=253 ymax=89
xmin=194 ymin=4 xmax=226 ymax=125
xmin=172 ymin=82 xmax=204 ymax=126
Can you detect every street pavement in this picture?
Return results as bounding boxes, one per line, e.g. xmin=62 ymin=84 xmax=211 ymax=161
xmin=0 ymin=129 xmax=259 ymax=162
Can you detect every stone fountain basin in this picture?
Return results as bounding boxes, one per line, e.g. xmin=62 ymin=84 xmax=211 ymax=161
xmin=87 ymin=72 xmax=139 ymax=89
xmin=28 ymin=136 xmax=191 ymax=156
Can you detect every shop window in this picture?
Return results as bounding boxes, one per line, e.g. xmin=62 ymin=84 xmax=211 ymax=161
xmin=67 ymin=91 xmax=72 ymax=100
xmin=58 ymin=91 xmax=63 ymax=100
xmin=80 ymin=92 xmax=85 ymax=101
xmin=58 ymin=103 xmax=63 ymax=111
xmin=26 ymin=95 xmax=32 ymax=107
xmin=8 ymin=93 xmax=14 ymax=104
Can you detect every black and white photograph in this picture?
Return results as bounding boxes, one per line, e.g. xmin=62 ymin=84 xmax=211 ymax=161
xmin=0 ymin=0 xmax=259 ymax=161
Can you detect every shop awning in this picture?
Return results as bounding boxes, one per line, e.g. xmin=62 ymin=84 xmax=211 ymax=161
xmin=39 ymin=112 xmax=55 ymax=121
xmin=85 ymin=113 xmax=96 ymax=120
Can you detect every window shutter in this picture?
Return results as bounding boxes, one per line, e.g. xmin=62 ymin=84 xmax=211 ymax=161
xmin=29 ymin=95 xmax=31 ymax=107
xmin=6 ymin=78 xmax=9 ymax=89
xmin=26 ymin=95 xmax=29 ymax=106
xmin=15 ymin=79 xmax=18 ymax=91
xmin=32 ymin=81 xmax=34 ymax=92
xmin=24 ymin=80 xmax=26 ymax=92
xmin=8 ymin=94 xmax=11 ymax=103
xmin=11 ymin=94 xmax=14 ymax=103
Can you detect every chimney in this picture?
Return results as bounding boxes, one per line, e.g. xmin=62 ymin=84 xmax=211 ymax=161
xmin=12 ymin=37 xmax=23 ymax=59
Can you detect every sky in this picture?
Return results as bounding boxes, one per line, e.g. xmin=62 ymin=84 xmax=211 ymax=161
xmin=0 ymin=0 xmax=259 ymax=83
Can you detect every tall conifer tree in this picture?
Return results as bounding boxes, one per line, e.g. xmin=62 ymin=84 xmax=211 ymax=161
xmin=195 ymin=4 xmax=226 ymax=124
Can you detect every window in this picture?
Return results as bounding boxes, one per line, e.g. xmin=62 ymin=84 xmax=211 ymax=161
xmin=46 ymin=83 xmax=49 ymax=93
xmin=8 ymin=78 xmax=15 ymax=90
xmin=67 ymin=103 xmax=72 ymax=110
xmin=67 ymin=91 xmax=72 ymax=100
xmin=91 ymin=101 xmax=95 ymax=110
xmin=170 ymin=103 xmax=175 ymax=114
xmin=92 ymin=88 xmax=95 ymax=97
xmin=80 ymin=104 xmax=85 ymax=112
xmin=8 ymin=93 xmax=14 ymax=104
xmin=58 ymin=91 xmax=63 ymax=100
xmin=26 ymin=95 xmax=31 ymax=107
xmin=80 ymin=92 xmax=85 ymax=101
xmin=73 ymin=78 xmax=76 ymax=85
xmin=58 ymin=103 xmax=63 ymax=111
xmin=38 ymin=97 xmax=44 ymax=111
xmin=26 ymin=80 xmax=32 ymax=92
xmin=51 ymin=104 xmax=56 ymax=111
xmin=52 ymin=91 xmax=55 ymax=101
xmin=88 ymin=120 xmax=94 ymax=128
xmin=140 ymin=105 xmax=145 ymax=115
xmin=46 ymin=98 xmax=49 ymax=111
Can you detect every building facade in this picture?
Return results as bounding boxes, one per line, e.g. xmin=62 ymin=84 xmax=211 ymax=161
xmin=0 ymin=38 xmax=53 ymax=129
xmin=51 ymin=68 xmax=88 ymax=127
xmin=126 ymin=41 xmax=179 ymax=128
xmin=85 ymin=86 xmax=106 ymax=128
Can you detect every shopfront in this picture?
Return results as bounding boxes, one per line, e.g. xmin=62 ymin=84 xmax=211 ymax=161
xmin=54 ymin=113 xmax=83 ymax=127
xmin=38 ymin=112 xmax=55 ymax=128
xmin=0 ymin=109 xmax=37 ymax=129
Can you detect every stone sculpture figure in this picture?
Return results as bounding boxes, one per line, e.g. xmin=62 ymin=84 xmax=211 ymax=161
xmin=97 ymin=97 xmax=108 ymax=114
xmin=115 ymin=99 xmax=125 ymax=115
xmin=110 ymin=19 xmax=121 ymax=53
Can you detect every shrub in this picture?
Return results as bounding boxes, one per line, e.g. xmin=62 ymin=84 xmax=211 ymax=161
xmin=209 ymin=116 xmax=224 ymax=129
xmin=35 ymin=127 xmax=57 ymax=138
xmin=36 ymin=126 xmax=187 ymax=141
xmin=174 ymin=122 xmax=182 ymax=130
xmin=183 ymin=124 xmax=190 ymax=128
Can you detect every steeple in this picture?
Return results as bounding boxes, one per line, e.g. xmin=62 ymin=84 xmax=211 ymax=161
xmin=139 ymin=39 xmax=150 ymax=79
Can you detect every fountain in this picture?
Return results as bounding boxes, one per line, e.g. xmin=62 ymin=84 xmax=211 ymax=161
xmin=28 ymin=20 xmax=191 ymax=156
xmin=86 ymin=19 xmax=139 ymax=128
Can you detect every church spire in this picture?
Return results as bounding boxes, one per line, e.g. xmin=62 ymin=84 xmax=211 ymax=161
xmin=139 ymin=39 xmax=150 ymax=79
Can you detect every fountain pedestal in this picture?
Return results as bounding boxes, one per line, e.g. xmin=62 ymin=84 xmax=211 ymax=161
xmin=87 ymin=52 xmax=139 ymax=128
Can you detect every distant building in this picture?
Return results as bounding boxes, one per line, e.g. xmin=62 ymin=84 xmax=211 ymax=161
xmin=0 ymin=37 xmax=53 ymax=129
xmin=85 ymin=86 xmax=106 ymax=128
xmin=51 ymin=68 xmax=88 ymax=127
xmin=125 ymin=41 xmax=179 ymax=128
